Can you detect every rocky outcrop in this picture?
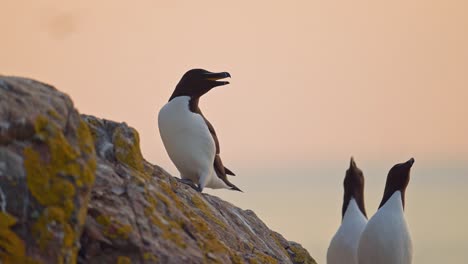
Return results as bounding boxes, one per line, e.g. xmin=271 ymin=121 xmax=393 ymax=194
xmin=0 ymin=76 xmax=316 ymax=264
xmin=0 ymin=77 xmax=95 ymax=263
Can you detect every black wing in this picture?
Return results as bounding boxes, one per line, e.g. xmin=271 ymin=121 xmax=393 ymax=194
xmin=196 ymin=108 xmax=241 ymax=191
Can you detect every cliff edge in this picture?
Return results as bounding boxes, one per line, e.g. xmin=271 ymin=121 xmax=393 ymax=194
xmin=0 ymin=76 xmax=316 ymax=264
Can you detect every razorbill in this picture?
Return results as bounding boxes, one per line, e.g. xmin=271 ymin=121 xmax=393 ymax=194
xmin=357 ymin=158 xmax=415 ymax=264
xmin=158 ymin=69 xmax=241 ymax=192
xmin=327 ymin=157 xmax=367 ymax=264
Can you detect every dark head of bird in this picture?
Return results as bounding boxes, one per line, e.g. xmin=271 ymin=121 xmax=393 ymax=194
xmin=169 ymin=69 xmax=231 ymax=101
xmin=379 ymin=158 xmax=415 ymax=209
xmin=342 ymin=157 xmax=367 ymax=219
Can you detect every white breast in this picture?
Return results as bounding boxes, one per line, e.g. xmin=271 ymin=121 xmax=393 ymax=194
xmin=158 ymin=96 xmax=216 ymax=184
xmin=327 ymin=199 xmax=367 ymax=264
xmin=357 ymin=191 xmax=413 ymax=264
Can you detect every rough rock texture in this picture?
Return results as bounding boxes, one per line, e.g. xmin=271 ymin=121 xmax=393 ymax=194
xmin=0 ymin=76 xmax=316 ymax=264
xmin=0 ymin=76 xmax=96 ymax=263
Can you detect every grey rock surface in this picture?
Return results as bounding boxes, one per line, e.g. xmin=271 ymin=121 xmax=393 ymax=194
xmin=0 ymin=76 xmax=96 ymax=263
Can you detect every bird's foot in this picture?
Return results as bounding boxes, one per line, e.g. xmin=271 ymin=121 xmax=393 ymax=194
xmin=178 ymin=178 xmax=201 ymax=192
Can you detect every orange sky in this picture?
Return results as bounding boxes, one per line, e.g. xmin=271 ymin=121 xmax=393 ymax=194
xmin=2 ymin=0 xmax=468 ymax=167
xmin=2 ymin=1 xmax=468 ymax=262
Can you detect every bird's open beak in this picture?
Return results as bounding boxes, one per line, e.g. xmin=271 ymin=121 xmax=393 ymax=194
xmin=205 ymin=72 xmax=231 ymax=86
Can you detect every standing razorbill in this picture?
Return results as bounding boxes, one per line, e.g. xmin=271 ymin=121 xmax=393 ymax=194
xmin=158 ymin=69 xmax=241 ymax=192
xmin=327 ymin=157 xmax=367 ymax=264
xmin=357 ymin=158 xmax=415 ymax=264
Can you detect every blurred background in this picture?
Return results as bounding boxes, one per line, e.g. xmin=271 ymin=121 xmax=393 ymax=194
xmin=2 ymin=1 xmax=467 ymax=263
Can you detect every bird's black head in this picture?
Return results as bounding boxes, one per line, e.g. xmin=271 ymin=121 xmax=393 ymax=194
xmin=169 ymin=69 xmax=231 ymax=101
xmin=342 ymin=157 xmax=367 ymax=219
xmin=379 ymin=158 xmax=415 ymax=209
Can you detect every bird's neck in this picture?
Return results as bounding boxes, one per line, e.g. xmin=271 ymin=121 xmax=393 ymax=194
xmin=342 ymin=191 xmax=367 ymax=220
xmin=379 ymin=191 xmax=404 ymax=212
xmin=169 ymin=96 xmax=200 ymax=114
xmin=379 ymin=188 xmax=405 ymax=210
xmin=188 ymin=97 xmax=200 ymax=113
xmin=342 ymin=197 xmax=367 ymax=222
xmin=343 ymin=198 xmax=366 ymax=222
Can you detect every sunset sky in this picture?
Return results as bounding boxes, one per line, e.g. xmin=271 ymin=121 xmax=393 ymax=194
xmin=2 ymin=1 xmax=468 ymax=263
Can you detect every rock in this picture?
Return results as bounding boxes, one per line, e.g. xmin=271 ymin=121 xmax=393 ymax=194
xmin=0 ymin=76 xmax=96 ymax=263
xmin=0 ymin=76 xmax=316 ymax=264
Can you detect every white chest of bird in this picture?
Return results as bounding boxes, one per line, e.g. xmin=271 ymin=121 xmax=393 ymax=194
xmin=358 ymin=191 xmax=413 ymax=264
xmin=159 ymin=96 xmax=216 ymax=183
xmin=328 ymin=199 xmax=367 ymax=264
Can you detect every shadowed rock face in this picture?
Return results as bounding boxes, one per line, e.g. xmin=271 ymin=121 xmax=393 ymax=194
xmin=0 ymin=76 xmax=316 ymax=264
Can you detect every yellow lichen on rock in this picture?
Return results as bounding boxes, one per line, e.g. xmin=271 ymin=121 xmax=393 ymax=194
xmin=96 ymin=214 xmax=133 ymax=239
xmin=144 ymin=190 xmax=187 ymax=248
xmin=76 ymin=120 xmax=97 ymax=187
xmin=46 ymin=109 xmax=64 ymax=122
xmin=0 ymin=212 xmax=26 ymax=263
xmin=143 ymin=252 xmax=158 ymax=262
xmin=0 ymin=212 xmax=17 ymax=227
xmin=77 ymin=114 xmax=317 ymax=263
xmin=288 ymin=243 xmax=316 ymax=264
xmin=249 ymin=252 xmax=278 ymax=264
xmin=230 ymin=253 xmax=244 ymax=264
xmin=0 ymin=212 xmax=39 ymax=264
xmin=112 ymin=126 xmax=144 ymax=172
xmin=32 ymin=207 xmax=74 ymax=248
xmin=77 ymin=194 xmax=91 ymax=229
xmin=147 ymin=180 xmax=235 ymax=262
xmin=25 ymin=145 xmax=76 ymax=217
xmin=271 ymin=233 xmax=289 ymax=256
xmin=158 ymin=181 xmax=184 ymax=210
xmin=191 ymin=195 xmax=227 ymax=230
xmin=117 ymin=256 xmax=132 ymax=264
xmin=187 ymin=214 xmax=235 ymax=263
xmin=22 ymin=115 xmax=97 ymax=263
xmin=24 ymin=117 xmax=94 ymax=218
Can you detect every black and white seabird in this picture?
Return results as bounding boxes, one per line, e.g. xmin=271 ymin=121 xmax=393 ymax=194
xmin=158 ymin=69 xmax=241 ymax=192
xmin=327 ymin=157 xmax=368 ymax=264
xmin=357 ymin=158 xmax=415 ymax=264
